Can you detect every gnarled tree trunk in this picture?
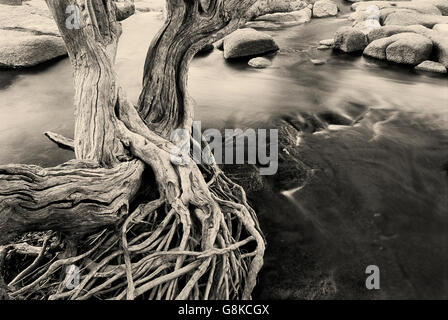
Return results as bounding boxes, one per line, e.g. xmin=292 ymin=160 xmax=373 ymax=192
xmin=0 ymin=0 xmax=265 ymax=300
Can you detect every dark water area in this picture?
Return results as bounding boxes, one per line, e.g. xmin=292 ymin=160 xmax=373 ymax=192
xmin=1 ymin=7 xmax=447 ymax=299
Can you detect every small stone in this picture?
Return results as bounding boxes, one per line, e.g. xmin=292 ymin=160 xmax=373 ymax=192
xmin=310 ymin=59 xmax=326 ymax=65
xmin=248 ymin=57 xmax=272 ymax=68
xmin=415 ymin=60 xmax=447 ymax=73
xmin=319 ymin=39 xmax=334 ymax=46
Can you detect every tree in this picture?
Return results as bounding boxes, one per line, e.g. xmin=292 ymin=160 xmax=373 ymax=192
xmin=0 ymin=0 xmax=265 ymax=300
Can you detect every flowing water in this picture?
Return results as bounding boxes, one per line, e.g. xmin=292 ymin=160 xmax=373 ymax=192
xmin=1 ymin=6 xmax=447 ymax=299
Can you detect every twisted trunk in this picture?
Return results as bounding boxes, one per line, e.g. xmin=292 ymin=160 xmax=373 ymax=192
xmin=138 ymin=0 xmax=254 ymax=137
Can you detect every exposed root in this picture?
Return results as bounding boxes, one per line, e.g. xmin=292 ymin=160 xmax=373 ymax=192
xmin=3 ymin=160 xmax=264 ymax=300
xmin=44 ymin=132 xmax=74 ymax=151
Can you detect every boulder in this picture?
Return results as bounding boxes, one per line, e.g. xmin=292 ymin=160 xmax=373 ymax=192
xmin=351 ymin=1 xmax=396 ymax=12
xmin=413 ymin=0 xmax=448 ymax=16
xmin=0 ymin=1 xmax=69 ymax=68
xmin=384 ymin=11 xmax=448 ymax=28
xmin=255 ymin=7 xmax=312 ymax=24
xmin=370 ymin=25 xmax=448 ymax=67
xmin=418 ymin=30 xmax=448 ymax=67
xmin=0 ymin=0 xmax=21 ymax=5
xmin=367 ymin=25 xmax=415 ymax=42
xmin=364 ymin=32 xmax=433 ymax=65
xmin=384 ymin=3 xmax=442 ymax=16
xmin=414 ymin=60 xmax=447 ymax=73
xmin=0 ymin=30 xmax=67 ymax=68
xmin=334 ymin=27 xmax=368 ymax=53
xmin=353 ymin=1 xmax=442 ymax=15
xmin=248 ymin=57 xmax=272 ymax=68
xmin=246 ymin=0 xmax=308 ymax=19
xmin=0 ymin=3 xmax=60 ymax=35
xmin=386 ymin=33 xmax=433 ymax=64
xmin=223 ymin=28 xmax=279 ymax=59
xmin=115 ymin=1 xmax=136 ymax=21
xmin=364 ymin=35 xmax=397 ymax=60
xmin=310 ymin=59 xmax=326 ymax=65
xmin=313 ymin=0 xmax=338 ymax=18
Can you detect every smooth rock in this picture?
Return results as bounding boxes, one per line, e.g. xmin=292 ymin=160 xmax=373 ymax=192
xmin=223 ymin=28 xmax=279 ymax=59
xmin=310 ymin=59 xmax=326 ymax=65
xmin=0 ymin=1 xmax=69 ymax=67
xmin=415 ymin=60 xmax=447 ymax=73
xmin=0 ymin=30 xmax=67 ymax=68
xmin=0 ymin=0 xmax=21 ymax=5
xmin=247 ymin=0 xmax=308 ymax=19
xmin=364 ymin=35 xmax=398 ymax=60
xmin=313 ymin=0 xmax=338 ymax=18
xmin=255 ymin=7 xmax=312 ymax=24
xmin=319 ymin=38 xmax=335 ymax=46
xmin=364 ymin=32 xmax=433 ymax=65
xmin=214 ymin=39 xmax=224 ymax=51
xmin=386 ymin=34 xmax=432 ymax=64
xmin=384 ymin=11 xmax=448 ymax=28
xmin=368 ymin=25 xmax=448 ymax=67
xmin=352 ymin=18 xmax=382 ymax=34
xmin=334 ymin=26 xmax=368 ymax=53
xmin=248 ymin=57 xmax=272 ymax=68
xmin=413 ymin=0 xmax=448 ymax=16
xmin=367 ymin=25 xmax=415 ymax=42
xmin=198 ymin=43 xmax=214 ymax=53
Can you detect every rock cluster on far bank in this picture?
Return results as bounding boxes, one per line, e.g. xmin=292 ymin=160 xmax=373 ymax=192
xmin=331 ymin=0 xmax=448 ymax=74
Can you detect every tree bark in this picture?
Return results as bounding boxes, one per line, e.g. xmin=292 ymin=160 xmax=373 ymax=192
xmin=138 ymin=0 xmax=257 ymax=137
